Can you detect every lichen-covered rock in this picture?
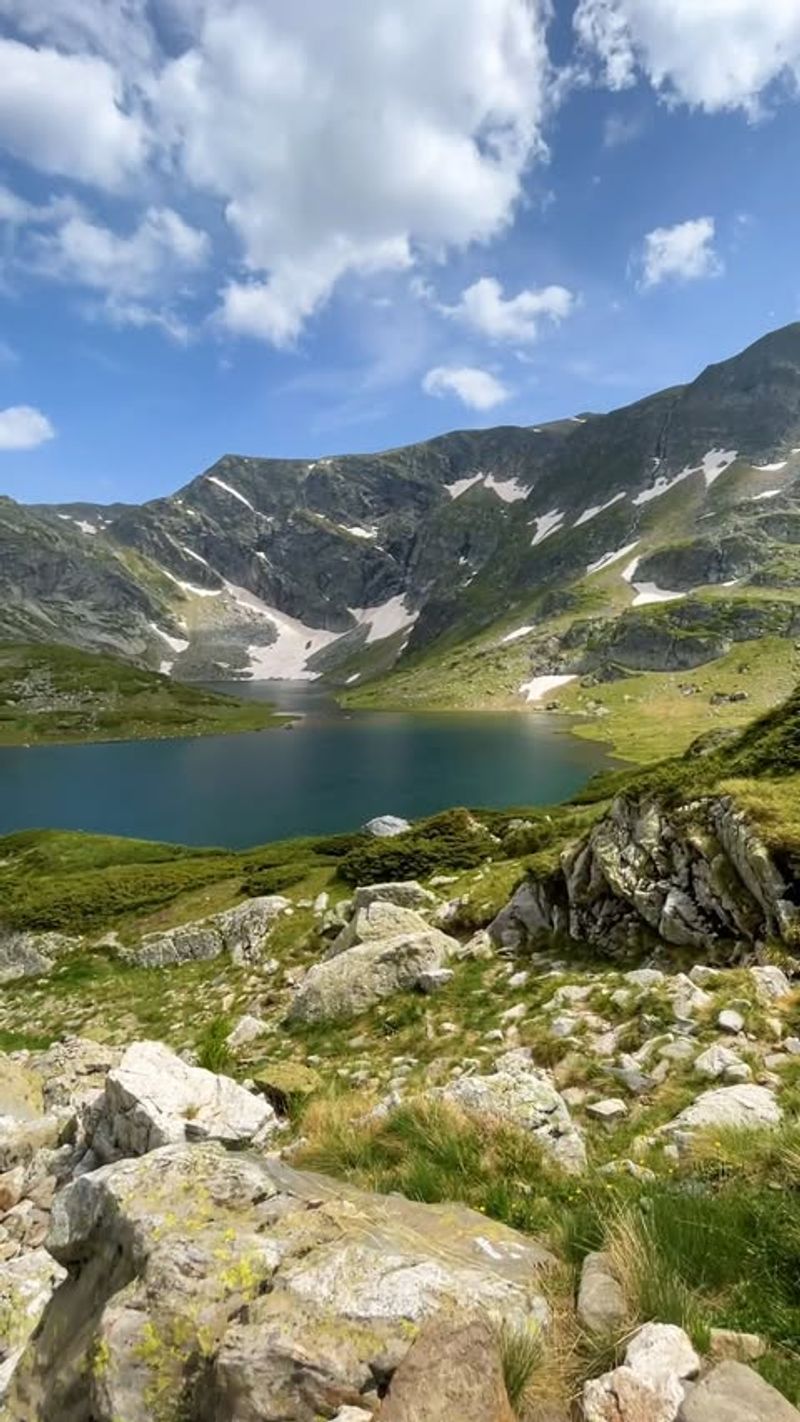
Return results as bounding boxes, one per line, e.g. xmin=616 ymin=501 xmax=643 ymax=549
xmin=288 ymin=928 xmax=456 ymax=1024
xmin=0 ymin=1249 xmax=66 ymax=1401
xmin=436 ymin=1049 xmax=586 ymax=1173
xmin=8 ymin=1142 xmax=552 ymax=1421
xmin=86 ymin=1039 xmax=278 ymax=1160
xmin=577 ymin=1252 xmax=627 ymax=1334
xmin=326 ymin=900 xmax=439 ymax=958
xmin=124 ymin=895 xmax=290 ymax=968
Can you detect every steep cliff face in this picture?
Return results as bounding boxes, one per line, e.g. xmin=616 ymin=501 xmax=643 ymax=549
xmin=491 ymin=794 xmax=800 ymax=958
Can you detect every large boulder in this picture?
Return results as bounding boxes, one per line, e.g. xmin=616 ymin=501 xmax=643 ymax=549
xmin=436 ymin=1049 xmax=586 ymax=1173
xmin=585 ymin=1323 xmax=699 ymax=1422
xmin=124 ymin=895 xmax=290 ymax=968
xmin=326 ymin=901 xmax=439 ymax=959
xmin=288 ymin=927 xmax=456 ymax=1025
xmin=679 ymin=1360 xmax=800 ymax=1421
xmin=351 ymin=882 xmax=437 ymax=913
xmin=363 ymin=816 xmax=411 ymax=838
xmin=7 ymin=1143 xmax=553 ymax=1420
xmin=664 ymin=1084 xmax=781 ymax=1139
xmin=85 ymin=1040 xmax=278 ymax=1160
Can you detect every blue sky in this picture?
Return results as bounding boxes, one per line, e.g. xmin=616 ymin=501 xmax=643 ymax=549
xmin=1 ymin=0 xmax=800 ymax=505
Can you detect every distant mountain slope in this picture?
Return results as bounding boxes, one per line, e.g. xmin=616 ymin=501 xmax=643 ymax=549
xmin=5 ymin=321 xmax=800 ymax=687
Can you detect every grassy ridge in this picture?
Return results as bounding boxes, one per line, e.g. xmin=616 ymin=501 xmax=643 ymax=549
xmin=0 ymin=642 xmax=289 ymax=745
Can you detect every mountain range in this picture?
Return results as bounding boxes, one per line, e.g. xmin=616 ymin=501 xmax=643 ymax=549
xmin=5 ymin=322 xmax=800 ymax=702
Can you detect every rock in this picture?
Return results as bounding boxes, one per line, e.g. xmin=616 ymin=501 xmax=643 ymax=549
xmin=363 ymin=815 xmax=411 ymax=838
xmin=508 ymin=970 xmax=530 ymax=989
xmin=436 ymin=1049 xmax=586 ymax=1173
xmin=30 ymin=1036 xmax=120 ymax=1113
xmin=87 ymin=1040 xmax=279 ymax=1160
xmin=707 ymin=1328 xmax=766 ymax=1363
xmin=416 ymin=968 xmax=454 ymax=993
xmin=454 ymin=929 xmax=494 ymax=961
xmin=252 ymin=1062 xmax=322 ymax=1115
xmin=718 ymin=1008 xmax=744 ymax=1034
xmin=327 ymin=900 xmax=439 ymax=958
xmin=288 ymin=928 xmax=456 ymax=1024
xmin=587 ymin=1098 xmax=627 ymax=1124
xmin=0 ymin=1248 xmax=66 ymax=1400
xmin=0 ymin=928 xmax=78 ymax=984
xmin=13 ymin=1142 xmax=552 ymax=1420
xmin=665 ymin=1084 xmax=781 ymax=1138
xmin=379 ymin=1316 xmax=516 ymax=1421
xmin=626 ymin=1323 xmax=699 ymax=1389
xmin=333 ymin=1410 xmax=374 ymax=1422
xmin=625 ymin=969 xmax=666 ymax=990
xmin=749 ymin=965 xmax=791 ymax=1001
xmin=577 ymin=1252 xmax=627 ymax=1334
xmin=784 ymin=1037 xmax=800 ymax=1055
xmin=693 ymin=1045 xmax=750 ymax=1082
xmin=584 ymin=1367 xmax=684 ymax=1422
xmin=688 ymin=965 xmax=719 ymax=986
xmin=351 ymin=881 xmax=437 ymax=913
xmin=225 ymin=1014 xmax=269 ymax=1050
xmin=679 ymin=1361 xmax=800 ymax=1421
xmin=125 ymin=895 xmax=290 ymax=968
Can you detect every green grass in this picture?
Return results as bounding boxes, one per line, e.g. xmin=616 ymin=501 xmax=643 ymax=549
xmin=0 ymin=641 xmax=288 ymax=745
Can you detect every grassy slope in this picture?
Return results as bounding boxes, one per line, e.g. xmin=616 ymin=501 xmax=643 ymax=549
xmin=0 ymin=642 xmax=287 ymax=744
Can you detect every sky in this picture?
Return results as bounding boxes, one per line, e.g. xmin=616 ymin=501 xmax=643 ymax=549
xmin=1 ymin=1 xmax=800 ymax=506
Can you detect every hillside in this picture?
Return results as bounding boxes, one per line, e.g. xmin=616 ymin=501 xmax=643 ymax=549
xmin=2 ymin=687 xmax=800 ymax=1415
xmin=0 ymin=643 xmax=285 ymax=745
xmin=4 ymin=324 xmax=800 ymax=750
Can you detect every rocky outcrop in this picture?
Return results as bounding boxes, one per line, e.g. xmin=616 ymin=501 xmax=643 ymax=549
xmin=6 ymin=1141 xmax=552 ymax=1420
xmin=492 ymin=792 xmax=800 ymax=956
xmin=0 ymin=928 xmax=79 ymax=984
xmin=680 ymin=1360 xmax=800 ymax=1421
xmin=123 ymin=894 xmax=291 ymax=968
xmin=0 ymin=1249 xmax=66 ymax=1401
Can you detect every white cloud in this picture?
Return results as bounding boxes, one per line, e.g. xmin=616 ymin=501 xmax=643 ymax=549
xmin=443 ymin=276 xmax=575 ymax=343
xmin=422 ymin=365 xmax=511 ymax=410
xmin=638 ymin=217 xmax=722 ymax=288
xmin=34 ymin=207 xmax=209 ymax=299
xmin=602 ymin=112 xmax=644 ymax=147
xmin=0 ymin=405 xmax=55 ymax=449
xmin=0 ymin=38 xmax=147 ymax=189
xmin=154 ymin=0 xmax=554 ymax=344
xmin=574 ymin=0 xmax=800 ymax=114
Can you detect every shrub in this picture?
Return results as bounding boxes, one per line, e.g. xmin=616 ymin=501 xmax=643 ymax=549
xmin=337 ymin=808 xmax=493 ymax=886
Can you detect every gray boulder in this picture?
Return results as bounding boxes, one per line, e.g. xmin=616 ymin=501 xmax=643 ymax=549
xmin=125 ymin=895 xmax=290 ymax=968
xmin=0 ymin=1249 xmax=66 ymax=1401
xmin=289 ymin=928 xmax=456 ymax=1024
xmin=577 ymin=1251 xmax=627 ymax=1334
xmin=327 ymin=900 xmax=438 ymax=959
xmin=363 ymin=815 xmax=411 ymax=838
xmin=0 ymin=928 xmax=78 ymax=984
xmin=665 ymin=1084 xmax=781 ymax=1137
xmin=86 ymin=1040 xmax=278 ymax=1160
xmin=351 ymin=881 xmax=437 ymax=913
xmin=679 ymin=1360 xmax=800 ymax=1421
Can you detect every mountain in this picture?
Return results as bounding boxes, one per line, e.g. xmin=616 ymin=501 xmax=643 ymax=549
xmin=5 ymin=322 xmax=800 ymax=698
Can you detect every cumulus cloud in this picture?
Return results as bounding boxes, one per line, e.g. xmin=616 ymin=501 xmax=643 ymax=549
xmin=0 ymin=405 xmax=55 ymax=449
xmin=574 ymin=0 xmax=800 ymax=114
xmin=0 ymin=38 xmax=147 ymax=188
xmin=155 ymin=0 xmax=554 ymax=343
xmin=443 ymin=276 xmax=575 ymax=344
xmin=34 ymin=207 xmax=209 ymax=299
xmin=638 ymin=216 xmax=722 ymax=288
xmin=422 ymin=365 xmax=511 ymax=410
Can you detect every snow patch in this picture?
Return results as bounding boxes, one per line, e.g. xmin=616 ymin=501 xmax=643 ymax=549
xmin=161 ymin=569 xmax=222 ymax=598
xmin=574 ymin=491 xmax=627 ymax=527
xmin=57 ymin=514 xmax=97 ymax=535
xmin=340 ymin=524 xmax=377 ymax=539
xmin=530 ymin=510 xmax=564 ymax=546
xmin=754 ymin=461 xmax=787 ymax=473
xmin=483 ymin=474 xmax=529 ymax=503
xmin=180 ymin=545 xmax=211 ymax=567
xmin=621 ymin=555 xmax=641 ymax=583
xmin=633 ymin=448 xmax=738 ymax=505
xmin=224 ymin=584 xmax=340 ymax=680
xmin=159 ymin=660 xmax=173 ymax=675
xmin=519 ymin=674 xmax=576 ymax=703
xmin=206 ymin=475 xmax=256 ymax=511
xmin=445 ymin=473 xmax=484 ymax=500
xmin=148 ymin=622 xmax=190 ymax=655
xmin=751 ymin=488 xmax=782 ymax=501
xmin=350 ymin=595 xmax=418 ymax=645
xmin=500 ymin=625 xmax=535 ymax=645
xmin=587 ymin=540 xmax=640 ymax=576
xmin=345 ymin=673 xmax=360 ymax=684
xmin=631 ymin=584 xmax=686 ymax=607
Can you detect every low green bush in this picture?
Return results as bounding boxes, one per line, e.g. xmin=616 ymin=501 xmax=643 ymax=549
xmin=337 ymin=808 xmax=494 ymax=885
